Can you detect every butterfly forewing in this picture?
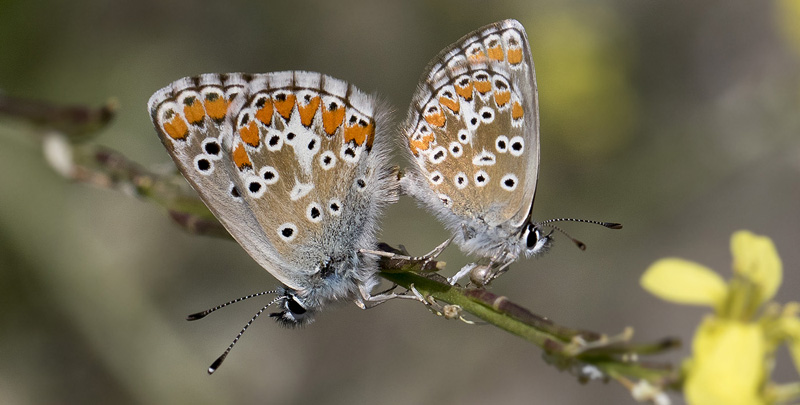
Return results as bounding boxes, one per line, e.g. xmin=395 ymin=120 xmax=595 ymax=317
xmin=148 ymin=74 xmax=289 ymax=283
xmin=404 ymin=19 xmax=539 ymax=230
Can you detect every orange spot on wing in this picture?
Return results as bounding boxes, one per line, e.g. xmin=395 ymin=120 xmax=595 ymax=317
xmin=424 ymin=110 xmax=446 ymax=128
xmin=494 ymin=90 xmax=511 ymax=107
xmin=454 ymin=80 xmax=473 ymax=101
xmin=239 ymin=120 xmax=260 ymax=147
xmin=439 ymin=95 xmax=459 ymax=114
xmin=344 ymin=119 xmax=374 ymax=146
xmin=322 ymin=103 xmax=345 ymax=136
xmin=204 ymin=94 xmax=228 ymax=121
xmin=512 ymin=101 xmax=524 ymax=120
xmin=298 ymin=96 xmax=320 ymax=127
xmin=274 ymin=93 xmax=296 ymax=120
xmin=487 ymin=45 xmax=504 ymax=61
xmin=163 ymin=113 xmax=189 ymax=140
xmin=183 ymin=98 xmax=205 ymax=125
xmin=507 ymin=48 xmax=523 ymax=65
xmin=255 ymin=98 xmax=274 ymax=126
xmin=468 ymin=47 xmax=487 ymax=62
xmin=232 ymin=142 xmax=252 ymax=170
xmin=409 ymin=133 xmax=435 ymax=156
xmin=473 ymin=79 xmax=491 ymax=94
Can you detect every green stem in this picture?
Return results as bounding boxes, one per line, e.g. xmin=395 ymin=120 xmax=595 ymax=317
xmin=380 ymin=270 xmax=680 ymax=384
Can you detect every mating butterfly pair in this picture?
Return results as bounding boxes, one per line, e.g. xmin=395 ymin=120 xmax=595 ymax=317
xmin=148 ymin=19 xmax=619 ymax=372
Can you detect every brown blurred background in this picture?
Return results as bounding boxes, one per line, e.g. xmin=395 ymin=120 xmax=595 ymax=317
xmin=1 ymin=0 xmax=799 ymax=403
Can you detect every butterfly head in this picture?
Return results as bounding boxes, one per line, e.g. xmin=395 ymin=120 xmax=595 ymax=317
xmin=521 ymin=222 xmax=553 ymax=257
xmin=270 ymin=252 xmax=377 ymax=327
xmin=270 ymin=289 xmax=316 ymax=327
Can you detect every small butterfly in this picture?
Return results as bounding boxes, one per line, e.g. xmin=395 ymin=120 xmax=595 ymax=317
xmin=400 ymin=19 xmax=620 ymax=284
xmin=148 ymin=72 xmax=400 ymax=372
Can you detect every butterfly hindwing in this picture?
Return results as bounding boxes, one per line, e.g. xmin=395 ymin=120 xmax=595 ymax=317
xmin=150 ymin=72 xmax=397 ymax=295
xmin=226 ymin=71 xmax=396 ymax=293
xmin=402 ymin=19 xmax=539 ymax=256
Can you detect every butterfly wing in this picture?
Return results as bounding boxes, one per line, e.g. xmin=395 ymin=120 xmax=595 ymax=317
xmin=402 ymin=20 xmax=539 ymax=250
xmin=224 ymin=71 xmax=396 ymax=296
xmin=149 ymin=73 xmax=289 ymax=282
xmin=150 ymin=72 xmax=396 ymax=296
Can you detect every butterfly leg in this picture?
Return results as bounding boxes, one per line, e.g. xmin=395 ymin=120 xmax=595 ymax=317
xmin=448 ymin=262 xmax=478 ymax=285
xmin=359 ymin=237 xmax=452 ymax=275
xmin=354 ymin=283 xmax=426 ymax=309
xmin=360 ymin=237 xmax=452 ymax=263
xmin=465 ymin=251 xmax=515 ymax=286
xmin=449 ymin=243 xmax=512 ymax=285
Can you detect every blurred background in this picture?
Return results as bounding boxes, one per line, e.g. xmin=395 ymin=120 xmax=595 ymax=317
xmin=1 ymin=0 xmax=799 ymax=403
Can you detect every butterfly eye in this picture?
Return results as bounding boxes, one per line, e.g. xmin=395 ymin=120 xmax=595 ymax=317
xmin=523 ymin=224 xmax=553 ymax=256
xmin=286 ymin=296 xmax=307 ymax=316
xmin=270 ymin=293 xmax=313 ymax=327
xmin=525 ymin=226 xmax=539 ymax=249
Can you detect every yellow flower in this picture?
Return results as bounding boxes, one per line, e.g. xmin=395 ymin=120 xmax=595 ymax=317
xmin=642 ymin=231 xmax=782 ymax=320
xmin=641 ymin=231 xmax=799 ymax=405
xmin=685 ymin=318 xmax=766 ymax=405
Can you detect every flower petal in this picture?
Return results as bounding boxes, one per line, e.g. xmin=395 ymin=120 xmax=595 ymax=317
xmin=781 ymin=314 xmax=800 ymax=375
xmin=686 ymin=318 xmax=766 ymax=405
xmin=641 ymin=258 xmax=727 ymax=307
xmin=731 ymin=231 xmax=782 ymax=304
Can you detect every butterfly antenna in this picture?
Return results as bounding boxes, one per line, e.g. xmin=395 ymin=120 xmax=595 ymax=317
xmin=542 ymin=223 xmax=587 ymax=251
xmin=207 ymin=295 xmax=284 ymax=374
xmin=536 ymin=218 xmax=622 ymax=251
xmin=186 ymin=290 xmax=280 ymax=321
xmin=537 ymin=218 xmax=622 ymax=230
